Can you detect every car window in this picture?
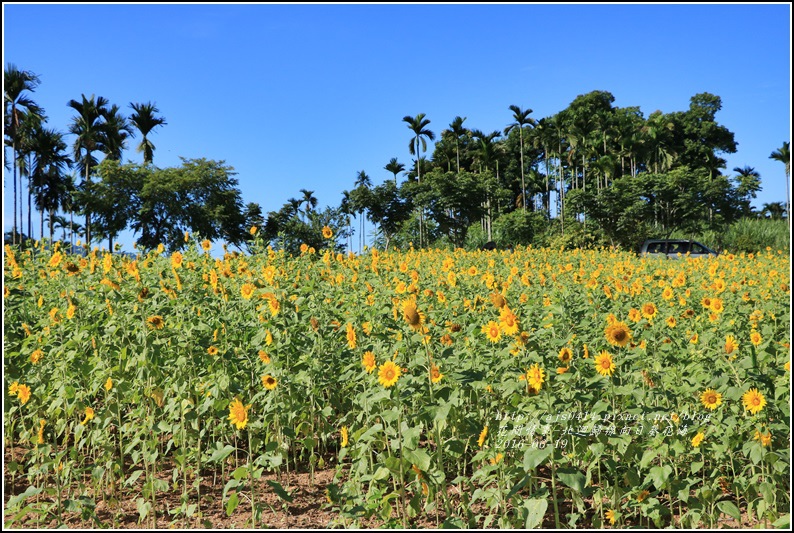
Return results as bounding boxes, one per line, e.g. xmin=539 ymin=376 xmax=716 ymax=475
xmin=690 ymin=242 xmax=707 ymax=254
xmin=668 ymin=242 xmax=689 ymax=254
xmin=646 ymin=242 xmax=666 ymax=254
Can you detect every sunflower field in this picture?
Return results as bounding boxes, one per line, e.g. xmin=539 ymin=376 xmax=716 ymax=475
xmin=3 ymin=236 xmax=791 ymax=528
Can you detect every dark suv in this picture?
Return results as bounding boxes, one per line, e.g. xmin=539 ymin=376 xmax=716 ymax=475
xmin=640 ymin=239 xmax=718 ymax=259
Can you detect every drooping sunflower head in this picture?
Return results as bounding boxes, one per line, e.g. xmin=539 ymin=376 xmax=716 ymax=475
xmin=430 ymin=364 xmax=443 ymax=384
xmin=700 ymin=388 xmax=722 ymax=410
xmin=402 ymin=299 xmax=423 ymax=329
xmin=340 ymin=426 xmax=349 ymax=447
xmin=594 ymin=351 xmax=616 ymax=377
xmin=146 ymin=315 xmax=165 ymax=330
xmin=604 ymin=321 xmax=632 ymax=347
xmin=378 ymin=360 xmax=401 ymax=388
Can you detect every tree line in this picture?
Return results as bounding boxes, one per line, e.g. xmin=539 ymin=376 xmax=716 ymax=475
xmin=5 ymin=63 xmax=790 ymax=254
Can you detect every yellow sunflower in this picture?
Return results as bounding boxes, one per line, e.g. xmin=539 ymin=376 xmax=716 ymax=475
xmin=16 ymin=384 xmax=31 ymax=405
xmin=171 ymin=251 xmax=183 ymax=269
xmin=340 ymin=426 xmax=349 ymax=447
xmin=30 ymin=349 xmax=43 ymax=364
xmin=526 ymin=364 xmax=545 ymax=392
xmin=240 ymin=283 xmax=256 ymax=300
xmin=261 ymin=374 xmax=277 ymax=390
xmin=742 ymin=388 xmax=766 ymax=415
xmin=346 ymin=323 xmax=357 ymax=349
xmin=429 ymin=364 xmax=443 ymax=384
xmin=753 ymin=429 xmax=772 ymax=447
xmin=201 ymin=239 xmax=212 ymax=252
xmin=605 ymin=509 xmax=616 ymax=525
xmin=207 ymin=346 xmax=219 ymax=356
xmin=402 ymin=299 xmax=424 ymax=330
xmin=228 ymin=398 xmax=250 ymax=430
xmin=499 ymin=307 xmax=520 ymax=335
xmin=594 ymin=351 xmax=616 ymax=377
xmin=258 ymin=350 xmax=271 ymax=364
xmin=691 ymin=431 xmax=705 ymax=448
xmin=750 ymin=331 xmax=763 ymax=347
xmin=378 ymin=360 xmax=401 ymax=388
xmin=482 ymin=321 xmax=502 ymax=343
xmin=558 ymin=347 xmax=573 ymax=364
xmin=105 ymin=377 xmax=113 ymax=391
xmin=81 ymin=407 xmax=95 ymax=425
xmin=641 ymin=302 xmax=658 ymax=320
xmin=362 ymin=351 xmax=377 ymax=373
xmin=604 ymin=321 xmax=632 ymax=347
xmin=700 ymin=388 xmax=722 ymax=410
xmin=724 ymin=335 xmax=739 ymax=355
xmin=146 ymin=315 xmax=165 ymax=330
xmin=322 ymin=226 xmax=333 ymax=239
xmin=478 ymin=425 xmax=488 ymax=447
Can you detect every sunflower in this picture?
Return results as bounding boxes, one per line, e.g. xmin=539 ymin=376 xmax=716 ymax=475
xmin=662 ymin=287 xmax=674 ymax=300
xmin=691 ymin=431 xmax=705 ymax=448
xmin=594 ymin=351 xmax=616 ymax=377
xmin=482 ymin=321 xmax=502 ymax=343
xmin=299 ymin=243 xmax=309 ymax=254
xmin=742 ymin=388 xmax=766 ymax=415
xmin=558 ymin=347 xmax=573 ymax=364
xmin=345 ymin=323 xmax=357 ymax=349
xmin=604 ymin=321 xmax=632 ymax=347
xmin=146 ymin=315 xmax=165 ymax=330
xmin=171 ymin=251 xmax=183 ymax=269
xmin=402 ymin=299 xmax=424 ymax=330
xmin=207 ymin=345 xmax=219 ymax=356
xmin=753 ymin=430 xmax=772 ymax=447
xmin=240 ymin=283 xmax=256 ymax=300
xmin=665 ymin=316 xmax=677 ymax=328
xmin=641 ymin=302 xmax=658 ymax=320
xmin=261 ymin=374 xmax=277 ymax=390
xmin=490 ymin=292 xmax=507 ymax=309
xmin=16 ymin=384 xmax=31 ymax=405
xmin=362 ymin=351 xmax=377 ymax=373
xmin=499 ymin=307 xmax=520 ymax=335
xmin=228 ymin=398 xmax=250 ymax=430
xmin=378 ymin=360 xmax=401 ymax=388
xmin=29 ymin=349 xmax=43 ymax=364
xmin=709 ymin=297 xmax=724 ymax=314
xmin=37 ymin=419 xmax=46 ymax=444
xmin=637 ymin=490 xmax=650 ymax=502
xmin=700 ymin=388 xmax=722 ymax=410
xmin=724 ymin=335 xmax=739 ymax=355
xmin=105 ymin=377 xmax=113 ymax=391
xmin=322 ymin=226 xmax=334 ymax=239
xmin=340 ymin=426 xmax=349 ymax=447
xmin=429 ymin=364 xmax=443 ymax=384
xmin=268 ymin=296 xmax=280 ymax=316
xmin=750 ymin=331 xmax=763 ymax=347
xmin=201 ymin=239 xmax=212 ymax=252
xmin=81 ymin=407 xmax=95 ymax=425
xmin=478 ymin=425 xmax=488 ymax=447
xmin=526 ymin=364 xmax=545 ymax=392
xmin=628 ymin=308 xmax=642 ymax=322
xmin=258 ymin=350 xmax=271 ymax=364
xmin=605 ymin=509 xmax=616 ymax=525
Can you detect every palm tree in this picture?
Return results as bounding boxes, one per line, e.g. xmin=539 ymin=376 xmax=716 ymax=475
xmin=129 ymin=102 xmax=167 ymax=165
xmin=101 ymin=104 xmax=135 ymax=161
xmin=299 ymin=188 xmax=318 ymax=221
xmin=449 ymin=116 xmax=467 ymax=173
xmin=384 ymin=157 xmax=405 ymax=184
xmin=504 ymin=105 xmax=535 ymax=211
xmin=68 ymin=94 xmax=110 ymax=244
xmin=769 ymin=141 xmax=790 ymax=218
xmin=4 ymin=64 xmax=43 ymax=244
xmin=339 ymin=190 xmax=354 ymax=252
xmin=29 ymin=126 xmax=71 ymax=243
xmin=354 ymin=170 xmax=371 ymax=252
xmin=403 ymin=113 xmax=435 ymax=247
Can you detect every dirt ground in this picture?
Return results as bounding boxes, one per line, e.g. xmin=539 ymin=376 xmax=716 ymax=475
xmin=3 ymin=446 xmax=771 ymax=530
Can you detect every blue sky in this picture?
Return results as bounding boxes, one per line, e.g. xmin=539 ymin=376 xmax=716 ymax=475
xmin=3 ymin=2 xmax=791 ymax=253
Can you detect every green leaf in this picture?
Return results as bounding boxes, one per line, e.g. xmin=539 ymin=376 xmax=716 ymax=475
xmin=404 ymin=448 xmax=431 ymax=472
xmin=225 ymin=492 xmax=239 ymax=516
xmin=267 ymin=480 xmax=293 ymax=502
xmin=208 ymin=444 xmax=236 ymax=464
xmin=647 ymin=465 xmax=673 ymax=489
xmin=716 ymin=500 xmax=741 ymax=522
xmin=556 ymin=467 xmax=586 ymax=493
xmin=523 ymin=445 xmax=553 ymax=471
xmin=4 ymin=485 xmax=42 ymax=510
xmin=523 ymin=498 xmax=548 ymax=529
